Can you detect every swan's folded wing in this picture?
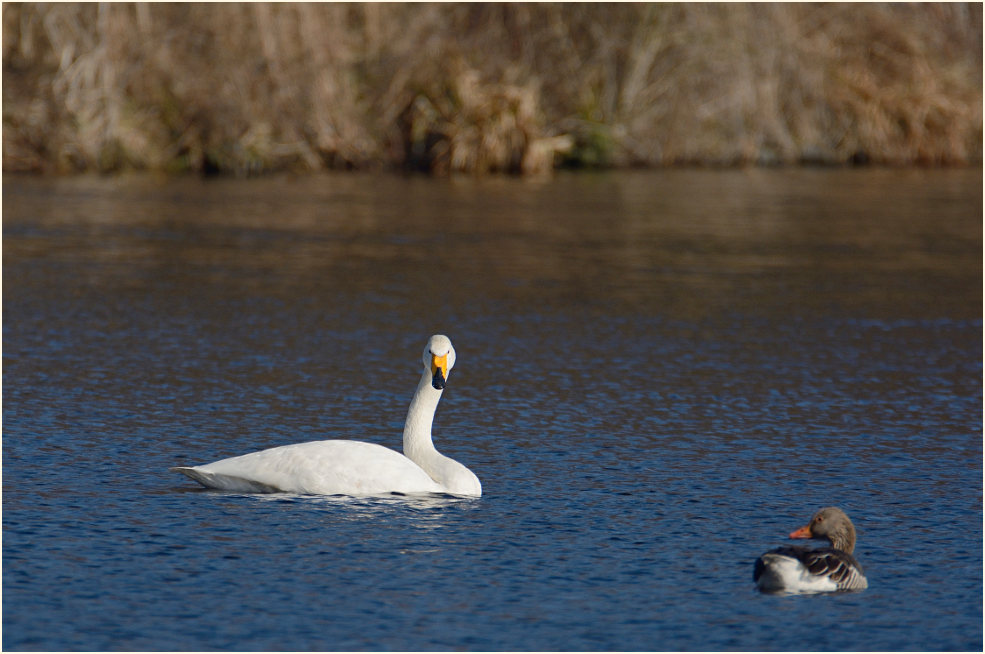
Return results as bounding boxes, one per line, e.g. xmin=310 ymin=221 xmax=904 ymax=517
xmin=172 ymin=440 xmax=444 ymax=496
xmin=170 ymin=466 xmax=281 ymax=493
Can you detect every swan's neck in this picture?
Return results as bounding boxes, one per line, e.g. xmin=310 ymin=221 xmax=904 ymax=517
xmin=402 ymin=372 xmax=443 ymax=472
xmin=401 ymin=370 xmax=481 ymax=497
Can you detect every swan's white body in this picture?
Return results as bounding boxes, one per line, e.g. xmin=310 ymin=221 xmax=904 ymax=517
xmin=171 ymin=335 xmax=481 ymax=497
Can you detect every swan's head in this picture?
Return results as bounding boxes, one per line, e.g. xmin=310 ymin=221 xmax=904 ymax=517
xmin=424 ymin=334 xmax=456 ymax=390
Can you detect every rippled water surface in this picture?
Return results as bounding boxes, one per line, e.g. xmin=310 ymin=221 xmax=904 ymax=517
xmin=3 ymin=170 xmax=981 ymax=650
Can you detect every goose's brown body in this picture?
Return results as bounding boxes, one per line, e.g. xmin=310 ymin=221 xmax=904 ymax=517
xmin=754 ymin=507 xmax=868 ymax=593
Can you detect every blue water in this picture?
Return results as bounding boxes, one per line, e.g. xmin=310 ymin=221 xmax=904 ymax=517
xmin=3 ymin=170 xmax=982 ymax=650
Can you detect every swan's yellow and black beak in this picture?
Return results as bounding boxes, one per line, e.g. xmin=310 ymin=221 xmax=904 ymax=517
xmin=430 ymin=353 xmax=448 ymax=390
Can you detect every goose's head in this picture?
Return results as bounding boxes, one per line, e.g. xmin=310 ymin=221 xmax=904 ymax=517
xmin=424 ymin=334 xmax=456 ymax=390
xmin=789 ymin=506 xmax=858 ymax=554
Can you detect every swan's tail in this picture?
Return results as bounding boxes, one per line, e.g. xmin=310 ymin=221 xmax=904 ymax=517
xmin=170 ymin=466 xmax=280 ymax=493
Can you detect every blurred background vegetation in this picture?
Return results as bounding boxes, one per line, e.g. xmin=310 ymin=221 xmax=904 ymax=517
xmin=3 ymin=2 xmax=982 ymax=176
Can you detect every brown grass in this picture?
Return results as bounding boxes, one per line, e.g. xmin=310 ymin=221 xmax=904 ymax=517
xmin=2 ymin=3 xmax=981 ymax=175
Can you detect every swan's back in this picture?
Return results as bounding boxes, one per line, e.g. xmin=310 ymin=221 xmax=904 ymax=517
xmin=172 ymin=440 xmax=443 ymax=496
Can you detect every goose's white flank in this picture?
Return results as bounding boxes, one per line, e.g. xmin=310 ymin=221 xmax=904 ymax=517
xmin=171 ymin=334 xmax=481 ymax=497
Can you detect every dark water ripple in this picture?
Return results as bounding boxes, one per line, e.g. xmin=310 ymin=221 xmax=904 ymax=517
xmin=3 ymin=170 xmax=981 ymax=651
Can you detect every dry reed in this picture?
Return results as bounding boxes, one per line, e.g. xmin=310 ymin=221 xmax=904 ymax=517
xmin=2 ymin=3 xmax=981 ymax=175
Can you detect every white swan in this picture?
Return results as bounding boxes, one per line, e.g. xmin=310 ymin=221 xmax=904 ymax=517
xmin=171 ymin=334 xmax=481 ymax=497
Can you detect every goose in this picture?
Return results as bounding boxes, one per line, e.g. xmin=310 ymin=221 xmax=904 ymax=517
xmin=754 ymin=507 xmax=868 ymax=593
xmin=170 ymin=334 xmax=481 ymax=497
